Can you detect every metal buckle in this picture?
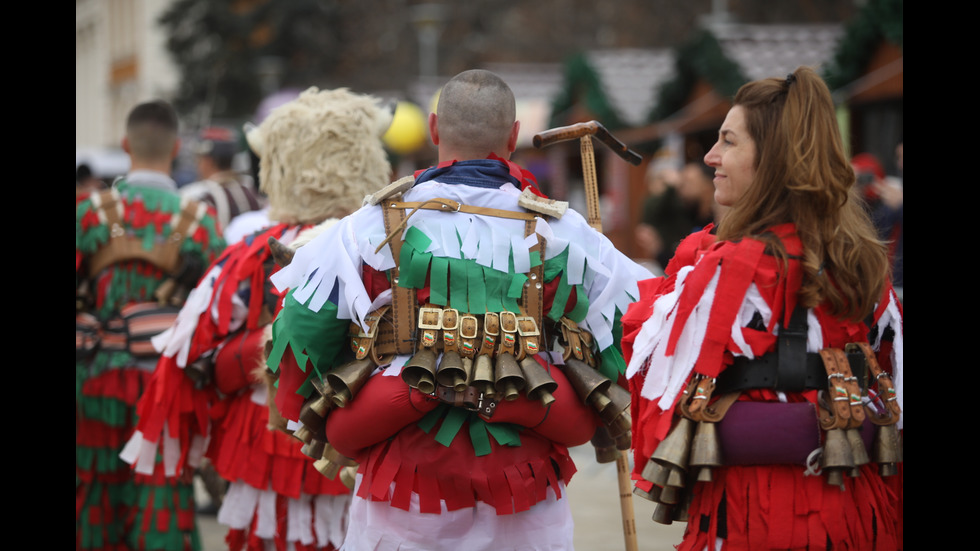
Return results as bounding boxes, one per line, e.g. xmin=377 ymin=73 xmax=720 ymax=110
xmin=459 ymin=314 xmax=479 ymax=339
xmin=560 ymin=316 xmax=581 ymax=333
xmin=356 ymin=315 xmax=381 ymax=339
xmin=482 ymin=312 xmax=499 ymax=336
xmin=418 ymin=307 xmax=444 ymax=330
xmin=515 ymin=316 xmax=539 ymax=337
xmin=499 ymin=311 xmax=518 ymax=333
xmin=441 ymin=308 xmax=459 ymax=330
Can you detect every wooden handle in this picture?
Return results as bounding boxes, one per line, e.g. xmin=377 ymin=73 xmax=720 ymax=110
xmin=533 ymin=121 xmax=601 ymax=148
xmin=533 ymin=120 xmax=642 ymax=166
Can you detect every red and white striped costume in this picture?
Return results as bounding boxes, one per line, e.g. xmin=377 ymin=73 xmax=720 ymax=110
xmin=623 ymin=224 xmax=903 ymax=551
xmin=123 ymin=222 xmax=351 ymax=551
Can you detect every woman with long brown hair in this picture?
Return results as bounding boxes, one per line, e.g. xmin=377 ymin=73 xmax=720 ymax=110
xmin=623 ymin=66 xmax=903 ymax=550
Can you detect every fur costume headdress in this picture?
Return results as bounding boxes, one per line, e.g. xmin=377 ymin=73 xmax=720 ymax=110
xmin=245 ymin=87 xmax=393 ymax=225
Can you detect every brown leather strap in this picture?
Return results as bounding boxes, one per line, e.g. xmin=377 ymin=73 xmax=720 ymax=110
xmin=381 ymin=200 xmax=417 ymax=354
xmin=497 ymin=311 xmax=519 ymax=357
xmin=521 ymin=218 xmax=545 ymax=352
xmin=458 ymin=314 xmax=480 ymax=359
xmin=701 ymin=391 xmax=741 ymax=423
xmin=515 ymin=316 xmax=540 ymax=361
xmin=846 ymin=342 xmax=901 ymax=422
xmin=819 ymin=348 xmax=853 ymax=430
xmin=88 ymin=190 xmax=205 ymax=278
xmin=478 ymin=313 xmax=500 ymax=359
xmin=834 ymin=349 xmax=866 ymax=428
xmin=374 ymin=198 xmax=538 ymax=255
xmin=579 ymin=329 xmax=597 ymax=367
xmin=418 ymin=305 xmax=443 ymax=349
xmin=389 ymin=199 xmax=538 ymax=220
xmin=560 ymin=317 xmax=585 ymax=362
xmin=683 ymin=377 xmax=716 ymax=420
xmin=350 ymin=306 xmax=388 ymax=361
xmin=441 ymin=308 xmax=460 ymax=354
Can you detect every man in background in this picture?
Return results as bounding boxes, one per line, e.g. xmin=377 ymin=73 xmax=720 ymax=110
xmin=76 ymin=100 xmax=224 ymax=550
xmin=181 ymin=126 xmax=265 ymax=232
xmin=638 ymin=161 xmax=716 ymax=269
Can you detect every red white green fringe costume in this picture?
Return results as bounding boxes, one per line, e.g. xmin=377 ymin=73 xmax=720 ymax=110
xmin=76 ymin=179 xmax=224 ymax=550
xmin=266 ymin=159 xmax=652 ymax=550
xmin=122 ymin=222 xmax=351 ymax=551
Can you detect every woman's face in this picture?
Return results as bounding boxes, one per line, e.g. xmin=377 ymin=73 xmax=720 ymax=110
xmin=704 ymin=106 xmax=757 ymax=207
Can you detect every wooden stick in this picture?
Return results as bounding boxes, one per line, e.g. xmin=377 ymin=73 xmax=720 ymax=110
xmin=538 ymin=123 xmax=639 ymax=551
xmin=617 ymin=450 xmax=639 ymax=551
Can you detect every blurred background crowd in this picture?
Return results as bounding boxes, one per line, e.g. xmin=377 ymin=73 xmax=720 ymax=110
xmin=76 ymin=0 xmax=902 ymax=295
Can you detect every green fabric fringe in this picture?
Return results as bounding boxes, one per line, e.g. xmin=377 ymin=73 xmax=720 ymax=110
xmin=419 ymin=404 xmax=522 ymax=457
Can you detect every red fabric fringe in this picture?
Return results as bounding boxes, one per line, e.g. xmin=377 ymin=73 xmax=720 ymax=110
xmin=208 ymin=389 xmax=349 ymax=497
xmin=354 ymin=421 xmax=574 ymax=516
xmin=678 ymin=464 xmax=901 ymax=551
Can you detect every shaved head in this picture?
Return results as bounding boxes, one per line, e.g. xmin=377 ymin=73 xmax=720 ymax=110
xmin=125 ymin=100 xmax=179 ymax=165
xmin=434 ymin=70 xmax=517 ymax=159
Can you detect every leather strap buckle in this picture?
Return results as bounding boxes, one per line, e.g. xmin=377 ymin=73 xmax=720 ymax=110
xmin=459 ymin=314 xmax=480 ymax=359
xmin=441 ymin=308 xmax=460 ymax=353
xmin=497 ymin=311 xmax=519 ymax=356
xmin=515 ymin=315 xmax=540 ymax=359
xmin=418 ymin=307 xmax=444 ymax=330
xmin=419 ymin=307 xmax=443 ymax=349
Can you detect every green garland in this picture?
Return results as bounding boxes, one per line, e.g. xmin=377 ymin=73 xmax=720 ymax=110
xmin=648 ymin=29 xmax=746 ymax=123
xmin=549 ymin=53 xmax=626 ymax=130
xmin=824 ymin=0 xmax=904 ymax=90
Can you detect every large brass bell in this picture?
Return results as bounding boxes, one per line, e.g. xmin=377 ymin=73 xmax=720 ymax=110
xmin=402 ymin=348 xmax=437 ymax=394
xmin=563 ymin=358 xmax=611 ymax=405
xmin=638 ymin=462 xmax=665 ymax=504
xmin=298 ymin=398 xmax=328 ymax=438
xmin=652 ymin=416 xmax=695 ymax=474
xmin=291 ymin=424 xmax=314 ymax=445
xmin=436 ymin=350 xmax=469 ymax=392
xmin=339 ymin=464 xmax=358 ymax=491
xmin=314 ymin=443 xmax=355 ymax=480
xmin=822 ymin=428 xmax=855 ymax=488
xmin=301 ymin=438 xmax=326 ymax=461
xmin=641 ymin=457 xmax=669 ymax=489
xmin=326 ymin=358 xmax=376 ymax=408
xmin=633 ymin=486 xmax=656 ymax=502
xmin=873 ymin=423 xmax=902 ymax=476
xmin=299 ymin=390 xmax=333 ymax=429
xmin=689 ymin=421 xmax=723 ymax=482
xmin=651 ymin=502 xmax=674 ymax=525
xmin=519 ymin=357 xmax=557 ymax=407
xmin=660 ymin=467 xmax=686 ymax=505
xmin=599 ymin=382 xmax=632 ymax=439
xmin=846 ymin=427 xmax=870 ymax=476
xmin=672 ymin=488 xmax=692 ymax=522
xmin=590 ymin=425 xmax=619 ymax=464
xmin=469 ymin=355 xmax=496 ymax=398
xmin=494 ymin=353 xmax=526 ymax=401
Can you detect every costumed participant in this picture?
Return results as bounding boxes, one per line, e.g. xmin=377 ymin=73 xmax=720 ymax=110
xmin=622 ymin=66 xmax=903 ymax=550
xmin=121 ymin=87 xmax=395 ymax=551
xmin=76 ymin=100 xmax=225 ymax=551
xmin=265 ymin=70 xmax=652 ymax=550
xmin=180 ymin=126 xmax=266 ymax=233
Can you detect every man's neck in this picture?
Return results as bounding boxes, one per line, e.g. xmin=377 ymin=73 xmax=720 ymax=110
xmin=438 ymin=147 xmax=509 ymax=164
xmin=129 ymin=159 xmax=173 ymax=174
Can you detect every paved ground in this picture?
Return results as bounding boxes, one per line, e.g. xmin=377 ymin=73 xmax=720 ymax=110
xmin=195 ymin=444 xmax=686 ymax=550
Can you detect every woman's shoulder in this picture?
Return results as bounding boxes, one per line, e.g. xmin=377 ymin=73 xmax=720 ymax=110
xmin=663 ymin=224 xmax=718 ymax=275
